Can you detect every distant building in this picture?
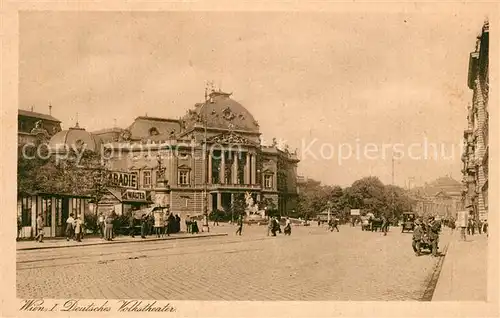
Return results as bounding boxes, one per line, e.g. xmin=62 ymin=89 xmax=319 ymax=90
xmin=410 ymin=176 xmax=463 ymax=218
xmin=462 ymin=20 xmax=489 ymax=222
xmin=18 ymin=108 xmax=62 ymax=146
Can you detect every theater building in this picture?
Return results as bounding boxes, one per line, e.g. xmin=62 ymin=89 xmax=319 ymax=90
xmin=95 ymin=90 xmax=299 ymax=222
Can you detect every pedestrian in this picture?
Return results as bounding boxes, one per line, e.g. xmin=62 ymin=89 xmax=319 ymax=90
xmin=428 ymin=216 xmax=440 ymax=257
xmin=175 ymin=214 xmax=181 ymax=233
xmin=235 ymin=214 xmax=243 ymax=236
xmin=186 ymin=214 xmax=192 ymax=234
xmin=284 ymin=217 xmax=291 ymax=235
xmin=98 ymin=212 xmax=105 ymax=238
xmin=381 ymin=215 xmax=388 ymax=236
xmin=65 ymin=213 xmax=75 ymax=241
xmin=129 ymin=211 xmax=136 ymax=238
xmin=74 ymin=216 xmax=83 ymax=242
xmin=267 ymin=218 xmax=273 ymax=236
xmin=412 ymin=219 xmax=424 ymax=256
xmin=34 ymin=213 xmax=44 ymax=243
xmin=140 ymin=214 xmax=148 ymax=239
xmin=104 ymin=213 xmax=114 ymax=241
xmin=477 ymin=219 xmax=482 ymax=235
xmin=154 ymin=211 xmax=163 ymax=238
xmin=192 ymin=220 xmax=200 ymax=234
xmin=17 ymin=216 xmax=22 ymax=241
xmin=331 ymin=217 xmax=340 ymax=232
xmin=270 ymin=217 xmax=278 ymax=236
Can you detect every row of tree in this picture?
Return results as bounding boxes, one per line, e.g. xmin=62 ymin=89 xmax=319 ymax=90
xmin=296 ymin=176 xmax=414 ymax=221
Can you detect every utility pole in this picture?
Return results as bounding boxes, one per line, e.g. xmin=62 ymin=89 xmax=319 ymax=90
xmin=202 ymin=85 xmax=210 ymax=233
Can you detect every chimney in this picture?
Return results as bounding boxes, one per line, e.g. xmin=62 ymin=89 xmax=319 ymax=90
xmin=31 ymin=105 xmax=34 ymax=112
xmin=49 ymin=103 xmax=52 ymax=115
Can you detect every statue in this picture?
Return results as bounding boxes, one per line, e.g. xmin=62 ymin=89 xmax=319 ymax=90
xmin=271 ymin=138 xmax=277 ymax=147
xmin=244 ymin=192 xmax=259 ymax=216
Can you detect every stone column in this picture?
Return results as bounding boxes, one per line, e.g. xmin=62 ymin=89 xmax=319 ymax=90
xmin=251 ymin=153 xmax=256 ymax=185
xmin=220 ymin=152 xmax=225 ymax=184
xmin=245 ymin=152 xmax=250 ymax=184
xmin=208 ymin=151 xmax=212 ymax=184
xmin=217 ymin=192 xmax=222 ymax=210
xmin=233 ymin=152 xmax=238 ymax=184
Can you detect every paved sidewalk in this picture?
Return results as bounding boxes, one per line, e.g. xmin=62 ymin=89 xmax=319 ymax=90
xmin=17 ymin=232 xmax=228 ymax=251
xmin=432 ymin=230 xmax=488 ymax=301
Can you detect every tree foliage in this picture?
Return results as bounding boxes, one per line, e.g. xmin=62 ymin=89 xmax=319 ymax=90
xmin=17 ymin=146 xmax=109 ymax=201
xmin=296 ymin=176 xmax=413 ymax=220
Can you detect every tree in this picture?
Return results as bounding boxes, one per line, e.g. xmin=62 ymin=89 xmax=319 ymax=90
xmin=347 ymin=176 xmax=388 ymax=217
xmin=18 ymin=147 xmax=109 ymax=201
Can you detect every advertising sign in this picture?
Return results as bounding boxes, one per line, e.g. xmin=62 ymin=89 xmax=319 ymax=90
xmin=108 ymin=171 xmax=138 ymax=189
xmin=123 ymin=190 xmax=147 ymax=201
xmin=350 ymin=209 xmax=361 ymax=216
xmin=457 ymin=210 xmax=468 ymax=227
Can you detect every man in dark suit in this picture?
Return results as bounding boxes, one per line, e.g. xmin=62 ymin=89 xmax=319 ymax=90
xmin=428 ymin=216 xmax=440 ymax=257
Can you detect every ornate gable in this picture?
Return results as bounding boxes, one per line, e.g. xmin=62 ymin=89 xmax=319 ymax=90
xmin=207 ymin=132 xmax=256 ymax=146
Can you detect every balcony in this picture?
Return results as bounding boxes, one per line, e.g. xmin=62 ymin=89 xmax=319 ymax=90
xmin=207 ymin=183 xmax=262 ymax=191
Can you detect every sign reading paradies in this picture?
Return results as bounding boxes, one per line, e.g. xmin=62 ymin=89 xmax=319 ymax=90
xmin=108 ymin=171 xmax=138 ymax=189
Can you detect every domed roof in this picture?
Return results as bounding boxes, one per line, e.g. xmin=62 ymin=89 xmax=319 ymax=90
xmin=49 ymin=125 xmax=103 ymax=152
xmin=182 ymin=91 xmax=260 ymax=133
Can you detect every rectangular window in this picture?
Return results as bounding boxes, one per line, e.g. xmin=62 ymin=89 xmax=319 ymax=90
xmin=143 ymin=171 xmax=152 ymax=188
xmin=178 ymin=171 xmax=189 ymax=185
xmin=72 ymin=198 xmax=81 ymax=218
xmin=264 ymin=175 xmax=273 ymax=189
xmin=42 ymin=197 xmax=52 ymax=227
xmin=56 ymin=198 xmax=62 ymax=226
xmin=21 ymin=196 xmax=32 ymax=226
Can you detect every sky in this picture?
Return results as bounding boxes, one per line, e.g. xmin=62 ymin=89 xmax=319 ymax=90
xmin=19 ymin=7 xmax=492 ymax=188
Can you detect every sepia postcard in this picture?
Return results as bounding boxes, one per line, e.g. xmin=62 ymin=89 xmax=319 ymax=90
xmin=1 ymin=1 xmax=499 ymax=317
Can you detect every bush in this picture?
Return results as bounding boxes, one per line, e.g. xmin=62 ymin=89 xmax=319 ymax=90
xmin=84 ymin=211 xmax=98 ymax=234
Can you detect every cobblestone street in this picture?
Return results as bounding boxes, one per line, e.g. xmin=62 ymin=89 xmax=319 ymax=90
xmin=17 ymin=224 xmax=451 ymax=301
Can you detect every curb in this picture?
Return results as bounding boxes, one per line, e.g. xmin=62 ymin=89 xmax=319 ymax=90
xmin=421 ymin=233 xmax=454 ymax=301
xmin=17 ymin=233 xmax=228 ymax=251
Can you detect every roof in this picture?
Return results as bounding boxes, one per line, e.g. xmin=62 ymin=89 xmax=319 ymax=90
xmin=127 ymin=117 xmax=181 ymax=139
xmin=92 ymin=127 xmax=123 ymax=135
xmin=181 ymin=91 xmax=260 ymax=133
xmin=18 ymin=109 xmax=61 ymax=123
xmin=49 ymin=126 xmax=103 ymax=152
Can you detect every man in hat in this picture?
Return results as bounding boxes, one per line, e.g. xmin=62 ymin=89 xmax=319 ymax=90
xmin=427 ymin=216 xmax=440 ymax=257
xmin=412 ymin=219 xmax=424 ymax=256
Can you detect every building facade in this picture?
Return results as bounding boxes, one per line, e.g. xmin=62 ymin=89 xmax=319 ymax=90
xmin=410 ymin=176 xmax=463 ymax=219
xmin=18 ymin=108 xmax=62 ymax=146
xmin=462 ymin=21 xmax=489 ymax=222
xmin=94 ymin=90 xmax=299 ymax=222
xmin=17 ymin=108 xmax=93 ymax=239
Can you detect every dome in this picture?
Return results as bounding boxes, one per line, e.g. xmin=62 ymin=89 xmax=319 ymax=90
xmin=49 ymin=125 xmax=103 ymax=152
xmin=182 ymin=91 xmax=260 ymax=133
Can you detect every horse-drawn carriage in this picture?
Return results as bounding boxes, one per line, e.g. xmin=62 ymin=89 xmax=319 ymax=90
xmin=401 ymin=212 xmax=416 ymax=233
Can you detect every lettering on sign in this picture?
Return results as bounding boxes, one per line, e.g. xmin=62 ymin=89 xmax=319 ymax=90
xmin=108 ymin=172 xmax=138 ymax=189
xmin=123 ymin=190 xmax=146 ymax=201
